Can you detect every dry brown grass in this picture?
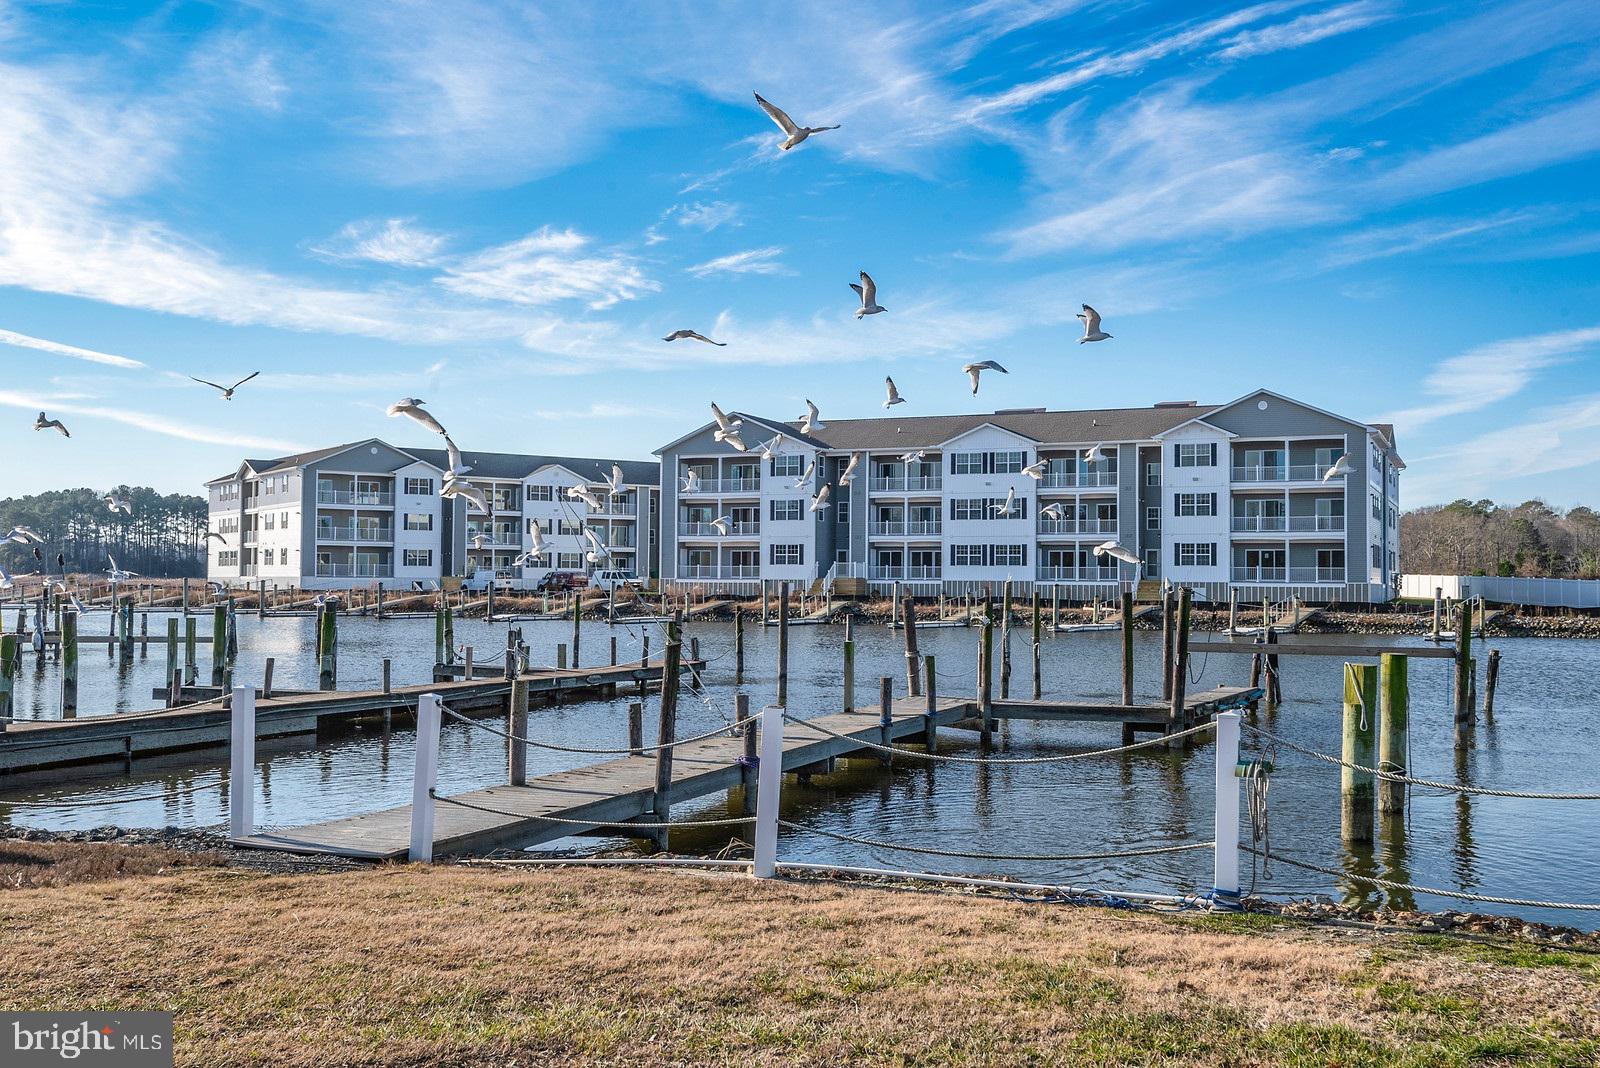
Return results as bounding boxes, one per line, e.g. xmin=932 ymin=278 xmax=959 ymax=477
xmin=0 ymin=839 xmax=226 ymax=889
xmin=1 ymin=855 xmax=1596 ymax=1066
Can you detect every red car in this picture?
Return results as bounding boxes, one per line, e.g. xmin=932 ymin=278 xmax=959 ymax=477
xmin=536 ymin=571 xmax=589 ymax=592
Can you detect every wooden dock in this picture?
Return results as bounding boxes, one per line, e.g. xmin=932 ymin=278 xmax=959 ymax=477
xmin=233 ymin=684 xmax=1261 ymax=861
xmin=0 ymin=658 xmax=695 ymax=776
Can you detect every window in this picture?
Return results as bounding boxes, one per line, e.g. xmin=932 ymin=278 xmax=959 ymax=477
xmin=528 ymin=518 xmax=553 ymax=534
xmin=837 ymin=496 xmax=849 ymax=523
xmin=1176 ymin=543 xmax=1216 ymax=567
xmin=404 ymin=513 xmax=433 ymax=531
xmin=950 ymin=452 xmax=984 ymax=475
xmin=770 ymin=544 xmax=804 ymax=565
xmin=218 ymin=551 xmax=238 ymax=567
xmin=404 ymin=549 xmax=432 ymax=567
xmin=263 ymin=514 xmax=275 ymax=530
xmin=404 ymin=477 xmax=434 ymax=495
xmin=280 ymin=512 xmax=289 ymax=528
xmin=526 ymin=484 xmax=554 ymax=502
xmin=992 ymin=544 xmax=1026 ymax=567
xmin=1145 ymin=506 xmax=1160 ymax=530
xmin=558 ymin=553 xmax=584 ymax=569
xmin=1371 ymin=495 xmax=1382 ymax=521
xmin=1174 ymin=492 xmax=1217 ymax=517
xmin=993 ymin=451 xmax=1025 ymax=474
xmin=1145 ymin=462 xmax=1161 ymax=487
xmin=949 ymin=544 xmax=986 ymax=566
xmin=1174 ymin=443 xmax=1216 ymax=467
xmin=770 ymin=499 xmax=803 ymax=521
xmin=950 ymin=498 xmax=986 ymax=521
xmin=772 ymin=455 xmax=802 ymax=478
xmin=558 ymin=519 xmax=583 ymax=536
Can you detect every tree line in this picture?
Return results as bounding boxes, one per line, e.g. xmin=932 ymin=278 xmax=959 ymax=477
xmin=1400 ymin=499 xmax=1600 ymax=579
xmin=0 ymin=487 xmax=209 ymax=578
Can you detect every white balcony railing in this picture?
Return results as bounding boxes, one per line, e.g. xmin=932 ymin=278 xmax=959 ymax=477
xmin=1290 ymin=515 xmax=1345 ymax=532
xmin=1037 ymin=519 xmax=1118 ymax=535
xmin=1288 ymin=463 xmax=1337 ymax=481
xmin=315 ymin=562 xmax=394 ymax=578
xmin=676 ymin=565 xmax=760 ymax=579
xmin=1231 ymin=466 xmax=1286 ymax=483
xmin=869 ymin=566 xmax=943 ymax=580
xmin=1037 ymin=565 xmax=1123 ymax=581
xmin=1231 ymin=515 xmax=1288 ymax=532
xmin=1232 ymin=566 xmax=1344 ymax=583
xmin=588 ymin=501 xmax=638 ymax=515
xmin=316 ymin=489 xmax=395 ymax=506
xmin=1039 ymin=470 xmax=1118 ymax=489
xmin=680 ymin=522 xmax=760 ymax=537
xmin=679 ymin=477 xmax=760 ymax=495
xmin=241 ymin=530 xmax=258 ymax=544
xmin=317 ymin=526 xmax=396 ymax=543
xmin=869 ymin=476 xmax=943 ymax=493
xmin=868 ymin=521 xmax=943 ymax=537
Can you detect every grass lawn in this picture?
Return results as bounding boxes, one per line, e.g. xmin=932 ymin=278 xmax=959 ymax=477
xmin=3 ymin=845 xmax=1597 ymax=1066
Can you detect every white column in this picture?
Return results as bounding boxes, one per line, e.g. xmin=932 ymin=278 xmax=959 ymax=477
xmin=753 ymin=702 xmax=785 ymax=879
xmin=229 ymin=684 xmax=255 ymax=839
xmin=1212 ymin=709 xmax=1243 ymax=909
xmin=410 ymin=693 xmax=442 ymax=863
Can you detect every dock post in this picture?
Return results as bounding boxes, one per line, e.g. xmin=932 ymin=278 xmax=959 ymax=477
xmin=1000 ymin=580 xmax=1012 ymax=699
xmin=1378 ymin=654 xmax=1408 ymax=816
xmin=382 ymin=657 xmax=392 ymax=694
xmin=224 ymin=597 xmax=238 ymax=672
xmin=181 ymin=576 xmax=189 ymax=618
xmin=651 ymin=613 xmax=683 ymax=847
xmin=375 ymin=583 xmax=383 ymax=621
xmin=761 ymin=580 xmax=769 ymax=628
xmin=1167 ymin=587 xmax=1191 ymax=749
xmin=120 ymin=596 xmax=135 ymax=661
xmin=1211 ymin=709 xmax=1243 ymax=910
xmin=979 ymin=610 xmax=994 ymax=748
xmin=444 ymin=603 xmax=455 ymax=666
xmin=735 ymin=608 xmax=745 ymax=680
xmin=1453 ymin=602 xmax=1473 ymax=750
xmin=923 ymin=654 xmax=938 ymax=752
xmin=139 ymin=612 xmax=148 ymax=657
xmin=629 ymin=701 xmax=645 ymax=755
xmin=571 ymin=590 xmax=581 ymax=668
xmin=209 ymin=603 xmax=226 ymax=685
xmin=878 ymin=677 xmax=894 ymax=767
xmin=170 ymin=668 xmax=183 ymax=709
xmin=1120 ymin=591 xmax=1134 ymax=707
xmin=1051 ymin=583 xmax=1060 ymax=630
xmin=842 ymin=615 xmax=855 ymax=712
xmin=164 ymin=617 xmax=178 ymax=694
xmin=902 ymin=584 xmax=921 ymax=698
xmin=737 ymin=693 xmax=755 ymax=815
xmin=1483 ymin=649 xmax=1500 ymax=718
xmin=1431 ymin=587 xmax=1442 ymax=642
xmin=1031 ymin=589 xmax=1043 ymax=700
xmin=638 ymin=635 xmax=649 ymax=698
xmin=257 ymin=579 xmax=266 ymax=620
xmin=409 ymin=693 xmax=442 ymax=863
xmin=229 ymin=684 xmax=256 ymax=839
xmin=318 ymin=604 xmax=337 ymax=691
xmin=60 ymin=610 xmax=77 ymax=719
xmin=464 ymin=645 xmax=474 ymax=680
xmin=753 ymin=702 xmax=785 ymax=879
xmin=434 ymin=606 xmax=445 ymax=666
xmin=1264 ymin=626 xmax=1281 ymax=705
xmin=1228 ymin=588 xmax=1237 ymax=634
xmin=0 ymin=634 xmax=15 ymax=730
xmin=1341 ymin=663 xmax=1377 ymax=843
xmin=508 ymin=677 xmax=529 ymax=787
xmin=777 ymin=581 xmax=789 ymax=708
xmin=1160 ymin=589 xmax=1174 ymax=700
xmin=610 ymin=635 xmax=618 ymax=667
xmin=263 ymin=657 xmax=275 ymax=700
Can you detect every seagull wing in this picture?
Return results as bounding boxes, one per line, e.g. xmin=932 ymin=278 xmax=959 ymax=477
xmin=711 ymin=402 xmax=734 ymax=431
xmin=1079 ymin=304 xmax=1102 ymax=335
xmin=754 ymin=92 xmax=799 ymax=136
xmin=189 ymin=376 xmax=228 ymax=392
xmin=805 ymin=399 xmax=820 ymax=424
xmin=859 ymin=272 xmax=877 ymax=306
xmin=884 ymin=376 xmax=901 ymax=404
xmin=688 ymin=331 xmax=725 ymax=346
xmin=402 ymin=406 xmax=448 ymax=435
xmin=810 ymin=484 xmax=831 ymax=511
xmin=662 ymin=330 xmax=688 ymax=341
xmin=611 ymin=464 xmax=625 ymax=491
xmin=229 ymin=371 xmax=260 ymax=391
xmin=966 ymin=366 xmax=982 ymax=394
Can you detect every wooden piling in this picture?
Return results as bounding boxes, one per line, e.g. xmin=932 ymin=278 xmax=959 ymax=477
xmin=0 ymin=634 xmax=15 ymax=730
xmin=1051 ymin=583 xmax=1061 ymax=630
xmin=842 ymin=615 xmax=855 ymax=713
xmin=1228 ymin=587 xmax=1238 ymax=634
xmin=1431 ymin=586 xmax=1443 ymax=642
xmin=318 ymin=604 xmax=337 ymax=691
xmin=1453 ymin=602 xmax=1473 ymax=749
xmin=777 ymin=580 xmax=790 ymax=708
xmin=1000 ymin=580 xmax=1012 ymax=700
xmin=923 ymin=655 xmax=938 ymax=752
xmin=508 ymin=677 xmax=529 ymax=786
xmin=263 ymin=657 xmax=275 ymax=700
xmin=1378 ymin=653 xmax=1408 ymax=816
xmin=571 ymin=590 xmax=581 ymax=668
xmin=979 ymin=610 xmax=994 ymax=747
xmin=139 ymin=612 xmax=148 ymax=657
xmin=734 ymin=608 xmax=745 ymax=679
xmin=443 ymin=604 xmax=455 ymax=666
xmin=1120 ymin=590 xmax=1134 ymax=705
xmin=258 ymin=579 xmax=267 ymax=620
xmin=435 ymin=606 xmax=446 ymax=666
xmin=184 ymin=617 xmax=197 ymax=685
xmin=1264 ymin=626 xmax=1281 ymax=705
xmin=628 ymin=701 xmax=645 ymax=755
xmin=902 ymin=584 xmax=922 ymax=698
xmin=211 ymin=603 xmax=227 ymax=686
xmin=738 ymin=693 xmax=756 ymax=816
xmin=1483 ymin=648 xmax=1500 ymax=718
xmin=1160 ymin=590 xmax=1175 ymax=700
xmin=878 ymin=677 xmax=893 ymax=767
xmin=652 ymin=613 xmax=683 ymax=843
xmin=1341 ymin=663 xmax=1378 ymax=842
xmin=164 ymin=617 xmax=178 ymax=694
xmin=464 ymin=645 xmax=474 ymax=680
xmin=169 ymin=667 xmax=183 ymax=709
xmin=59 ymin=610 xmax=77 ymax=719
xmin=1031 ymin=589 xmax=1043 ymax=700
xmin=1166 ymin=587 xmax=1191 ymax=748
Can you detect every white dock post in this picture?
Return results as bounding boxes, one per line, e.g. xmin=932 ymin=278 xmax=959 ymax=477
xmin=1212 ymin=709 xmax=1243 ymax=910
xmin=410 ymin=693 xmax=442 ymax=863
xmin=229 ymin=685 xmax=256 ymax=839
xmin=753 ymin=702 xmax=785 ymax=879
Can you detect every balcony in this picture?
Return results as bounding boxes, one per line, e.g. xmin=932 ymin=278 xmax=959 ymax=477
xmin=464 ymin=532 xmax=519 ymax=547
xmin=314 ymin=562 xmax=394 ymax=578
xmin=680 ymin=477 xmax=760 ymax=495
xmin=241 ymin=530 xmax=259 ymax=544
xmin=1231 ymin=466 xmax=1286 ymax=483
xmin=1037 ymin=565 xmax=1122 ymax=582
xmin=1039 ymin=470 xmax=1118 ymax=489
xmin=1289 ymin=463 xmax=1338 ymax=481
xmin=588 ymin=501 xmax=638 ymax=516
xmin=868 ymin=521 xmax=942 ymax=537
xmin=1038 ymin=518 xmax=1118 ymax=535
xmin=869 ymin=566 xmax=943 ymax=581
xmin=1232 ymin=566 xmax=1345 ymax=584
xmin=1290 ymin=515 xmax=1345 ymax=532
xmin=869 ymin=476 xmax=943 ymax=493
xmin=317 ymin=525 xmax=395 ymax=544
xmin=677 ymin=565 xmax=761 ymax=580
xmin=316 ymin=489 xmax=394 ymax=506
xmin=680 ymin=522 xmax=761 ymax=537
xmin=1232 ymin=515 xmax=1346 ymax=533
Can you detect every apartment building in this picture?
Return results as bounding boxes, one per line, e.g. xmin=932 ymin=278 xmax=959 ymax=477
xmin=205 ymin=439 xmax=659 ymax=590
xmin=655 ymin=389 xmax=1403 ymax=604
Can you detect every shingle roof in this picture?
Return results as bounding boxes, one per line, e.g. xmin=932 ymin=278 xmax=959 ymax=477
xmin=406 ymin=448 xmax=659 ymax=486
xmin=741 ymin=404 xmax=1222 ymax=451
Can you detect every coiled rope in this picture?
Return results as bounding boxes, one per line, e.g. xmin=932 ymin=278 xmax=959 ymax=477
xmin=440 ymin=705 xmax=743 ymax=755
xmin=778 ymin=820 xmax=1213 ymax=862
xmin=780 ymin=713 xmax=1215 ymax=764
xmin=1243 ymin=848 xmax=1600 ymax=912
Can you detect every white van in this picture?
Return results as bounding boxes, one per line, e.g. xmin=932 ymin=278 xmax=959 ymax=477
xmin=590 ymin=569 xmax=642 ymax=592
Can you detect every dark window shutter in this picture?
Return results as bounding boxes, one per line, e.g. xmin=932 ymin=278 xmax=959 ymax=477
xmin=1208 ymin=493 xmax=1217 ymax=515
xmin=1172 ymin=444 xmax=1179 ymax=466
xmin=1208 ymin=443 xmax=1217 ymax=466
xmin=1173 ymin=492 xmax=1179 ymax=513
xmin=1020 ymin=545 xmax=1028 ymax=566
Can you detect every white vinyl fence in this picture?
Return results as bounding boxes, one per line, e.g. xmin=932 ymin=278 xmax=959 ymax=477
xmin=1401 ymin=574 xmax=1600 ymax=609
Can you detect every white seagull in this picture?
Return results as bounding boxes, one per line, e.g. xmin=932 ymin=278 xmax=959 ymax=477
xmin=33 ymin=411 xmax=69 ymax=437
xmin=566 ymin=484 xmax=604 ymax=511
xmin=963 ymin=361 xmax=1008 ymax=395
xmin=852 ymin=272 xmax=887 ymax=317
xmin=711 ymin=402 xmax=746 ymax=450
xmin=663 ymin=329 xmax=726 ymax=346
xmin=1084 ymin=442 xmax=1106 ymax=465
xmin=991 ymin=487 xmax=1017 ymax=517
xmin=189 ymin=371 xmax=260 ymax=400
xmin=443 ymin=435 xmax=473 ymax=480
xmin=681 ymin=469 xmax=702 ymax=493
xmin=470 ymin=533 xmax=491 ymax=550
xmin=583 ymin=527 xmax=610 ymax=563
xmin=798 ymin=399 xmax=825 ymax=434
xmin=898 ymin=450 xmax=925 ymax=466
xmin=1094 ymin=541 xmax=1141 ymax=566
xmin=441 ymin=478 xmax=490 ymax=514
xmin=604 ymin=464 xmax=626 ymax=493
xmin=103 ymin=494 xmax=132 ymax=515
xmin=105 ymin=554 xmax=138 ymax=582
xmin=753 ymin=91 xmax=840 ymax=151
xmin=0 ymin=567 xmax=11 ymax=590
xmin=3 ymin=526 xmax=43 ymax=544
xmin=793 ymin=459 xmax=816 ymax=489
xmin=1040 ymin=502 xmax=1066 ymax=521
xmin=755 ymin=434 xmax=786 ymax=461
xmin=1322 ymin=454 xmax=1354 ymax=483
xmin=838 ymin=452 xmax=862 ymax=485
xmin=1077 ymin=305 xmax=1112 ymax=343
xmin=810 ymin=484 xmax=832 ymax=512
xmin=710 ymin=515 xmax=732 ymax=536
xmin=526 ymin=525 xmax=549 ymax=561
xmin=1022 ymin=458 xmax=1048 ymax=480
xmin=203 ymin=531 xmax=228 ymax=545
xmin=387 ymin=397 xmax=448 ymax=436
xmin=883 ymin=376 xmax=906 ymax=408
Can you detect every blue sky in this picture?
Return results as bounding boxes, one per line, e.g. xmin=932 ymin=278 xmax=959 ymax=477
xmin=2 ymin=0 xmax=1598 ymax=506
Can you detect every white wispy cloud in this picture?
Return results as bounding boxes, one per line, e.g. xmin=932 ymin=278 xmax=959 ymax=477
xmin=1379 ymin=325 xmax=1600 ymax=430
xmin=0 ymin=389 xmax=306 ymax=452
xmin=528 ymin=402 xmax=675 ymax=421
xmin=1319 ymin=211 xmax=1543 ymax=269
xmin=436 ymin=226 xmax=658 ymax=310
xmin=686 ymin=247 xmax=787 ymax=278
xmin=0 ymin=327 xmax=145 ymax=369
xmin=1214 ymin=2 xmax=1390 ymax=60
xmin=1404 ymin=393 xmax=1600 ymax=503
xmin=312 ymin=217 xmax=449 ymax=267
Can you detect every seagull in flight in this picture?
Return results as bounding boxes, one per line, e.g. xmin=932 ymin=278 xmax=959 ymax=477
xmin=963 ymin=361 xmax=1008 ymax=395
xmin=3 ymin=526 xmax=43 ymax=544
xmin=793 ymin=459 xmax=816 ymax=489
xmin=753 ymin=92 xmax=839 ymax=151
xmin=441 ymin=478 xmax=489 ymax=514
xmin=470 ymin=532 xmax=491 ymax=550
xmin=1084 ymin=442 xmax=1106 ymax=465
xmin=603 ymin=464 xmax=627 ymax=493
xmin=203 ymin=531 xmax=228 ymax=545
xmin=189 ymin=371 xmax=260 ymax=400
xmin=680 ymin=469 xmax=702 ymax=494
xmin=1040 ymin=502 xmax=1066 ymax=521
xmin=1094 ymin=541 xmax=1141 ymax=567
xmin=755 ymin=434 xmax=785 ymax=461
xmin=105 ymin=554 xmax=138 ymax=582
xmin=443 ymin=435 xmax=473 ymax=480
xmin=525 ymin=525 xmax=548 ymax=561
xmin=798 ymin=399 xmax=825 ymax=434
xmin=104 ymin=493 xmax=132 ymax=515
xmin=810 ymin=484 xmax=832 ymax=512
xmin=1322 ymin=454 xmax=1354 ymax=483
xmin=991 ymin=487 xmax=1017 ymax=516
xmin=898 ymin=450 xmax=925 ymax=466
xmin=852 ymin=272 xmax=886 ymax=317
xmin=711 ymin=402 xmax=745 ymax=450
xmin=1022 ymin=458 xmax=1048 ymax=480
xmin=34 ymin=411 xmax=69 ymax=437
xmin=710 ymin=515 xmax=732 ymax=536
xmin=582 ymin=527 xmax=610 ymax=563
xmin=0 ymin=567 xmax=11 ymax=590
xmin=1077 ymin=305 xmax=1112 ymax=344
xmin=838 ymin=453 xmax=862 ymax=485
xmin=664 ymin=329 xmax=726 ymax=346
xmin=567 ymin=484 xmax=604 ymax=511
xmin=883 ymin=376 xmax=906 ymax=408
xmin=387 ymin=397 xmax=448 ymax=435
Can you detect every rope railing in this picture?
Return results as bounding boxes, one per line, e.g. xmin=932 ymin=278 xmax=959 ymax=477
xmin=1243 ymin=724 xmax=1600 ymax=800
xmin=439 ymin=704 xmax=745 ymax=756
xmin=1243 ymin=848 xmax=1600 ymax=912
xmin=778 ymin=820 xmax=1214 ymax=863
xmin=780 ymin=713 xmax=1215 ymax=765
xmin=0 ymin=774 xmax=227 ymax=808
xmin=429 ymin=790 xmax=755 ymax=830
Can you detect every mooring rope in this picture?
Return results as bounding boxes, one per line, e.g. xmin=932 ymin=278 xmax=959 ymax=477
xmin=1242 ymin=848 xmax=1600 ymax=912
xmin=780 ymin=713 xmax=1215 ymax=765
xmin=778 ymin=821 xmax=1214 ymax=862
xmin=1243 ymin=725 xmax=1600 ymax=799
xmin=428 ymin=789 xmax=755 ymax=829
xmin=0 ymin=774 xmax=227 ymax=808
xmin=439 ymin=705 xmax=744 ymax=756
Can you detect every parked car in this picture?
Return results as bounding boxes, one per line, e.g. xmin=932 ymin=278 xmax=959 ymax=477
xmin=461 ymin=569 xmax=497 ymax=593
xmin=590 ymin=569 xmax=643 ymax=592
xmin=535 ymin=571 xmax=589 ymax=592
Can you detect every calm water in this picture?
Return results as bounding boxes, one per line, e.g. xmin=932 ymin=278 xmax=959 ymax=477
xmin=3 ymin=609 xmax=1598 ymax=929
